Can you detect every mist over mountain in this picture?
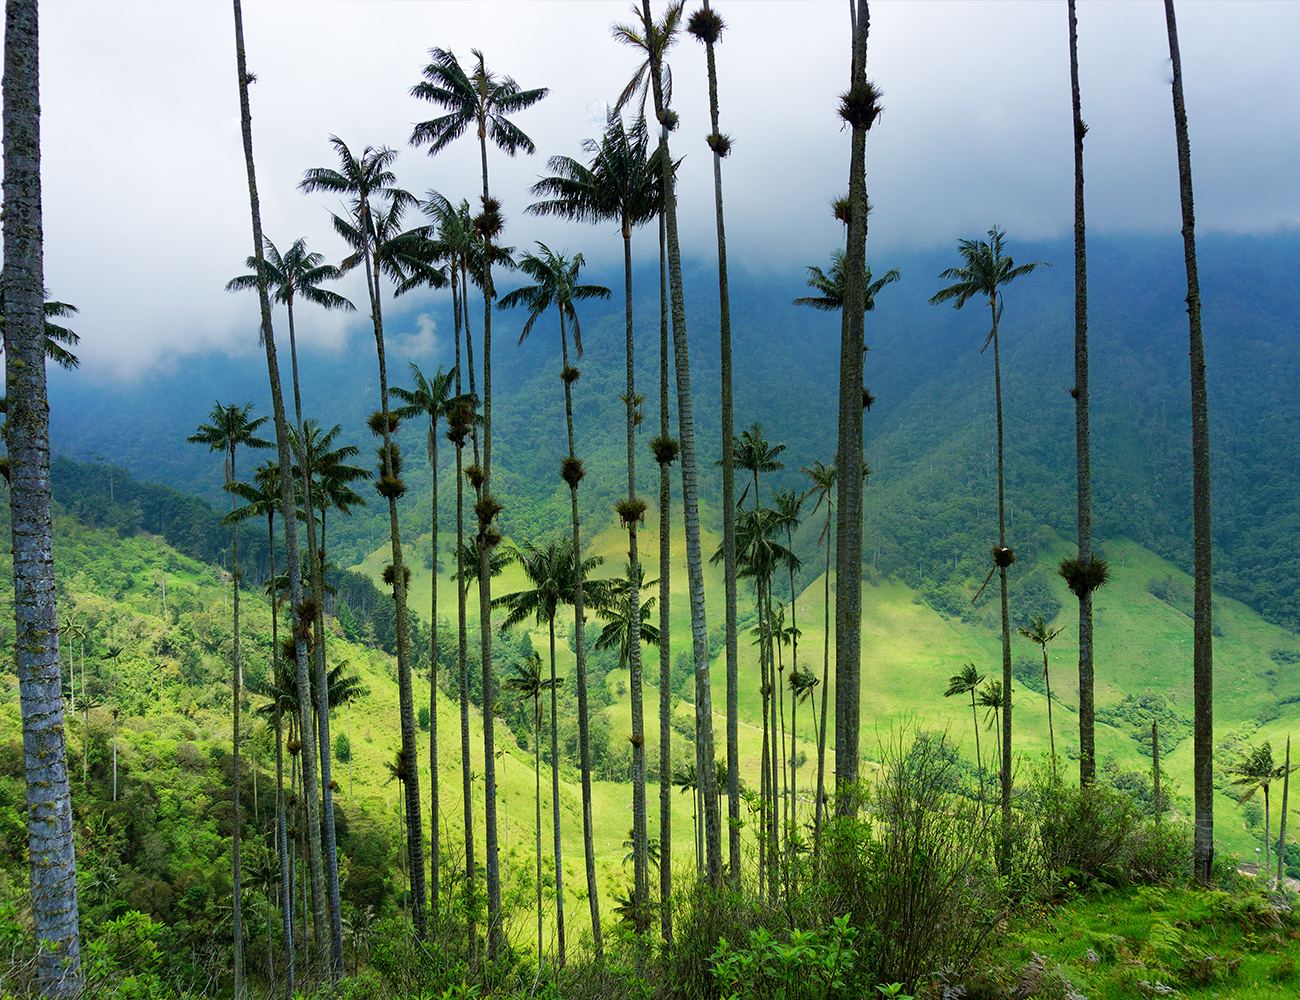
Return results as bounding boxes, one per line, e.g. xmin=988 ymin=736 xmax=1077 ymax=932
xmin=51 ymin=231 xmax=1300 ymax=631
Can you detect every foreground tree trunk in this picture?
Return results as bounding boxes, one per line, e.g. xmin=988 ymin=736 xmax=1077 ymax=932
xmin=231 ymin=0 xmax=324 ymax=981
xmin=834 ymin=0 xmax=872 ymax=814
xmin=4 ymin=3 xmax=82 ymax=992
xmin=1164 ymin=0 xmax=1214 ymax=885
xmin=656 ymin=209 xmax=674 ymax=940
xmin=642 ymin=0 xmax=720 ymax=885
xmin=1066 ymin=0 xmax=1098 ymax=788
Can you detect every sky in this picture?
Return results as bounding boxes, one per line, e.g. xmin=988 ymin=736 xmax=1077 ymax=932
xmin=30 ymin=0 xmax=1300 ymax=379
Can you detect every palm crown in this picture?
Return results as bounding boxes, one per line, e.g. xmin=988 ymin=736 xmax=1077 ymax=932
xmin=226 ymin=237 xmax=354 ymax=315
xmin=410 ymin=48 xmax=548 ymax=158
xmin=794 ymin=251 xmax=901 ymax=314
xmin=497 ymin=244 xmax=611 ymax=358
xmin=929 ymin=226 xmax=1048 ymax=331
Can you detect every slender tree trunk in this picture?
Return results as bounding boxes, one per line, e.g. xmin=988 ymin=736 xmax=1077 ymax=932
xmin=656 ymin=208 xmax=674 ymax=942
xmin=559 ymin=311 xmax=603 ymax=955
xmin=814 ymin=502 xmax=833 ymax=860
xmin=453 ymin=345 xmax=477 ymax=961
xmin=3 ymin=3 xmax=82 ymax=989
xmin=970 ymin=690 xmax=984 ymax=812
xmin=992 ymin=312 xmax=1014 ymax=857
xmin=1042 ymin=646 xmax=1056 ymax=766
xmin=1152 ymin=720 xmax=1161 ymax=816
xmin=622 ymin=223 xmax=649 ymax=925
xmin=697 ymin=0 xmax=742 ymax=887
xmin=643 ymin=0 xmax=720 ymax=884
xmin=230 ymin=491 xmax=246 ymax=997
xmin=834 ymin=0 xmax=871 ymax=816
xmin=1277 ymin=737 xmax=1290 ymax=886
xmin=231 ymin=0 xmax=323 ymax=982
xmin=287 ymin=297 xmax=344 ymax=977
xmin=367 ymin=247 xmax=426 ymax=941
xmin=758 ymin=581 xmax=772 ymax=897
xmin=1067 ymin=0 xmax=1097 ymax=789
xmin=533 ymin=693 xmax=542 ymax=970
xmin=429 ymin=427 xmax=441 ymax=926
xmin=475 ymin=122 xmax=504 ymax=965
xmin=1164 ymin=0 xmax=1214 ymax=887
xmin=548 ymin=618 xmax=565 ymax=965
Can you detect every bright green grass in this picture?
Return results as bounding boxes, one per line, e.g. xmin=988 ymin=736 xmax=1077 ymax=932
xmin=999 ymin=883 xmax=1300 ymax=999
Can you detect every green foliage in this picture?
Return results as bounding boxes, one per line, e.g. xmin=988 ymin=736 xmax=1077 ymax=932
xmin=1095 ymin=692 xmax=1192 ymax=755
xmin=711 ymin=915 xmax=863 ymax=1000
xmin=335 ymin=731 xmax=353 ymax=764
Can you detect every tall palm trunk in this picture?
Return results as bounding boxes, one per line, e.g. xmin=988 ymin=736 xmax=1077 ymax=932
xmin=229 ymin=470 xmax=246 ymax=996
xmin=970 ymin=688 xmax=984 ymax=810
xmin=834 ymin=0 xmax=871 ymax=816
xmin=474 ymin=113 xmax=505 ymax=965
xmin=231 ymin=1 xmax=322 ymax=984
xmin=1066 ymin=0 xmax=1097 ymax=789
xmin=622 ymin=217 xmax=649 ymax=922
xmin=643 ymin=0 xmax=720 ymax=885
xmin=429 ymin=407 xmax=441 ymax=926
xmin=3 ymin=2 xmax=82 ymax=990
xmin=531 ymin=690 xmax=542 ymax=969
xmin=284 ymin=296 xmax=344 ymax=977
xmin=452 ymin=327 xmax=477 ymax=959
xmin=547 ymin=617 xmax=566 ymax=964
xmin=656 ymin=208 xmax=674 ymax=942
xmin=558 ymin=310 xmax=603 ymax=956
xmin=814 ymin=501 xmax=833 ymax=860
xmin=1277 ymin=737 xmax=1291 ymax=886
xmin=365 ymin=237 xmax=426 ymax=940
xmin=758 ymin=578 xmax=773 ymax=898
xmin=268 ymin=512 xmax=294 ymax=998
xmin=695 ymin=0 xmax=742 ymax=885
xmin=1164 ymin=0 xmax=1213 ymax=884
xmin=989 ymin=301 xmax=1014 ymax=847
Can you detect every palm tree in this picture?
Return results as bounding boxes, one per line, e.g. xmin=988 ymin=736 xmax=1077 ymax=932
xmin=978 ymin=680 xmax=1004 ymax=781
xmin=800 ymin=460 xmax=837 ymax=859
xmin=411 ymin=50 xmax=547 ymax=958
xmin=494 ymin=538 xmax=602 ymax=966
xmin=930 ymin=227 xmax=1046 ymax=852
xmin=685 ymin=0 xmax=741 ymax=884
xmin=1162 ymin=0 xmax=1214 ymax=886
xmin=224 ymin=236 xmax=354 ymax=434
xmin=503 ymin=653 xmax=562 ymax=971
xmin=230 ymin=13 xmax=321 ymax=981
xmin=288 ymin=418 xmax=364 ymax=961
xmin=499 ymin=247 xmax=610 ymax=949
xmin=1060 ymin=0 xmax=1106 ymax=791
xmin=253 ymin=659 xmax=297 ymax=997
xmin=300 ymin=138 xmax=426 ymax=946
xmin=832 ymin=0 xmax=880 ymax=819
xmin=594 ymin=564 xmax=662 ymax=669
xmin=617 ymin=0 xmax=721 ymax=887
xmin=188 ymin=401 xmax=272 ymax=991
xmin=673 ymin=763 xmax=701 ymax=871
xmin=1017 ymin=615 xmax=1066 ymax=766
xmin=2 ymin=6 xmax=81 ymax=986
xmin=788 ymin=665 xmax=818 ymax=836
xmin=528 ymin=109 xmax=661 ymax=918
xmin=390 ymin=363 xmax=455 ymax=920
xmin=1228 ymin=742 xmax=1284 ymax=879
xmin=944 ymin=662 xmax=986 ymax=807
xmin=794 ymin=251 xmax=901 ymax=315
xmin=0 ymin=282 xmax=80 ymax=370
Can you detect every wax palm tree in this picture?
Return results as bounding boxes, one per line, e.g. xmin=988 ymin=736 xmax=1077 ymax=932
xmin=683 ymin=0 xmax=743 ymax=884
xmin=494 ymin=538 xmax=602 ymax=964
xmin=0 ymin=282 xmax=80 ymax=370
xmin=616 ymin=0 xmax=720 ymax=888
xmin=594 ymin=563 xmax=662 ymax=669
xmin=503 ymin=652 xmax=562 ymax=970
xmin=528 ymin=111 xmax=661 ymax=914
xmin=1059 ymin=0 xmax=1106 ymax=791
xmin=945 ymin=662 xmax=986 ymax=807
xmin=188 ymin=402 xmax=272 ymax=986
xmin=229 ymin=14 xmax=322 ymax=979
xmin=1017 ymin=615 xmax=1065 ymax=765
xmin=253 ymin=658 xmax=297 ymax=996
xmin=2 ymin=25 xmax=80 ymax=980
xmin=799 ymin=460 xmax=837 ymax=858
xmin=793 ymin=251 xmax=900 ymax=316
xmin=788 ymin=665 xmax=818 ymax=836
xmin=390 ymin=362 xmax=455 ymax=919
xmin=498 ymin=245 xmax=610 ymax=942
xmin=831 ymin=0 xmax=880 ymax=821
xmin=411 ymin=50 xmax=546 ymax=956
xmin=300 ymin=138 xmax=425 ymax=945
xmin=1162 ymin=0 xmax=1214 ymax=885
xmin=930 ymin=227 xmax=1046 ymax=852
xmin=978 ymin=680 xmax=1004 ymax=781
xmin=288 ymin=418 xmax=365 ymax=956
xmin=673 ymin=763 xmax=701 ymax=871
xmin=1228 ymin=742 xmax=1285 ymax=879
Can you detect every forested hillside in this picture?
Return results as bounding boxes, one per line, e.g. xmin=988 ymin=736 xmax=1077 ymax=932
xmin=49 ymin=232 xmax=1300 ymax=629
